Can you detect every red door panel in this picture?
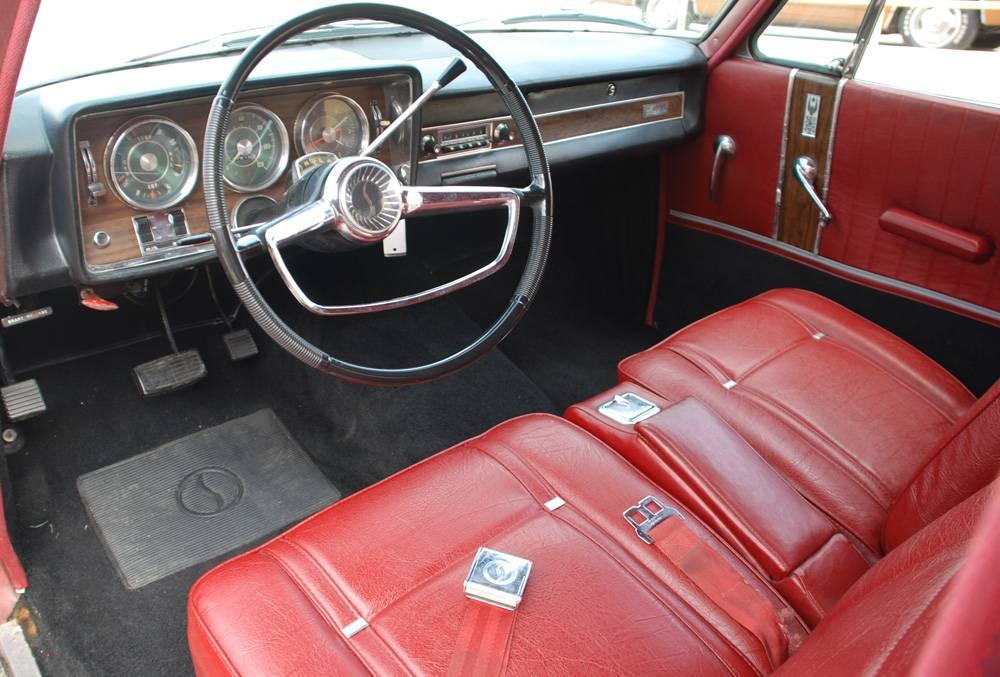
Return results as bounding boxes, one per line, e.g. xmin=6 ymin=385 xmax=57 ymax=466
xmin=666 ymin=58 xmax=789 ymax=238
xmin=822 ymin=81 xmax=1000 ymax=313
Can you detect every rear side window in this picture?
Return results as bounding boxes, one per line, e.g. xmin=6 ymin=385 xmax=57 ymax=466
xmin=854 ymin=5 xmax=1000 ymax=106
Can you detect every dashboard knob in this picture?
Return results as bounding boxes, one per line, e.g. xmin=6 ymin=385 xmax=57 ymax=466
xmin=421 ymin=134 xmax=439 ymax=155
xmin=493 ymin=123 xmax=514 ymax=143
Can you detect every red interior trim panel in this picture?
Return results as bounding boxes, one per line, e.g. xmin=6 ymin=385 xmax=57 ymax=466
xmin=821 ymin=80 xmax=1000 ymax=313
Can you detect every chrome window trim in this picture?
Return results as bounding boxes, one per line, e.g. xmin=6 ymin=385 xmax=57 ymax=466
xmin=771 ymin=67 xmax=798 ymax=240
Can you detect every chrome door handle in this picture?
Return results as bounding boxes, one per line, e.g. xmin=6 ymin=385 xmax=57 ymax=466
xmin=793 ymin=156 xmax=832 ymax=224
xmin=709 ymin=135 xmax=736 ymax=202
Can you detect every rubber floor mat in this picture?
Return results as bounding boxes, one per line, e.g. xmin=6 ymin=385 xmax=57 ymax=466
xmin=77 ymin=409 xmax=340 ymax=589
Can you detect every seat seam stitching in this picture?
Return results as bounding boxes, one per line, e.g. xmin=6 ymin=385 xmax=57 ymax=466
xmin=365 ymin=511 xmax=541 ymax=623
xmin=260 ymin=548 xmax=385 ymax=676
xmin=734 ymin=335 xmax=814 ymax=383
xmin=476 ymin=443 xmax=767 ymax=677
xmin=735 ymin=385 xmax=894 ymax=506
xmin=820 ymin=337 xmax=959 ymax=423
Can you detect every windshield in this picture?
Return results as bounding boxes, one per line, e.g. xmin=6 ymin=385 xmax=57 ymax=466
xmin=18 ymin=0 xmax=724 ymax=90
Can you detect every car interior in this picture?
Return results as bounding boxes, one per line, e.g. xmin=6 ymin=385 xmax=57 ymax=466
xmin=0 ymin=0 xmax=998 ymax=675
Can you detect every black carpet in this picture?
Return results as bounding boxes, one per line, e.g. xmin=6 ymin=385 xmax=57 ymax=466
xmin=6 ymin=280 xmax=554 ymax=676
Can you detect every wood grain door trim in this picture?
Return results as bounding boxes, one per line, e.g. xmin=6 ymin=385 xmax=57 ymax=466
xmin=773 ymin=70 xmax=845 ymax=252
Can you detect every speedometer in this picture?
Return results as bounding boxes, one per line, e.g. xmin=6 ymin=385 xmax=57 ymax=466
xmin=223 ymin=104 xmax=290 ymax=192
xmin=295 ymin=94 xmax=369 ymax=156
xmin=106 ymin=116 xmax=198 ymax=211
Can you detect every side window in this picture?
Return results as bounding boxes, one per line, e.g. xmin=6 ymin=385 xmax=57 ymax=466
xmin=854 ymin=3 xmax=1000 ymax=106
xmin=753 ymin=0 xmax=867 ymax=71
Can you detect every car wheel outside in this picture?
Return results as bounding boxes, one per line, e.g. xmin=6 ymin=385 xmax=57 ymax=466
xmin=900 ymin=6 xmax=980 ymax=49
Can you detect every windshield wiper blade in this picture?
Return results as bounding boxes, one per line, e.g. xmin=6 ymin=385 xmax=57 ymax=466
xmin=499 ymin=11 xmax=655 ymax=32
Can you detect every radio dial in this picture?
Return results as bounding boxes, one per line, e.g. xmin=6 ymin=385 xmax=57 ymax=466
xmin=494 ymin=123 xmax=513 ymax=143
xmin=421 ymin=134 xmax=439 ymax=155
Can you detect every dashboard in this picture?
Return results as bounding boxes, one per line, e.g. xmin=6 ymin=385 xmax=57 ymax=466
xmin=74 ymin=72 xmax=415 ymax=273
xmin=1 ymin=30 xmax=707 ymax=298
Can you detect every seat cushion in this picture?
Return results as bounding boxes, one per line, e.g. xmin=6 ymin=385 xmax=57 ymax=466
xmin=188 ymin=415 xmax=803 ymax=677
xmin=619 ymin=288 xmax=975 ymax=553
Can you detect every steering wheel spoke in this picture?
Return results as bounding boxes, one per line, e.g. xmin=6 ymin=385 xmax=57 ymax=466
xmin=204 ymin=4 xmax=552 ymax=384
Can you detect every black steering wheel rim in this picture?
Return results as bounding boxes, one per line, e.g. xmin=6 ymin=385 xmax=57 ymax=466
xmin=203 ymin=3 xmax=552 ymax=385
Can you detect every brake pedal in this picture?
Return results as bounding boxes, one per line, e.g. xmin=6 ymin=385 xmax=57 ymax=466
xmin=223 ymin=329 xmax=259 ymax=361
xmin=1 ymin=379 xmax=47 ymax=421
xmin=133 ymin=350 xmax=206 ymax=396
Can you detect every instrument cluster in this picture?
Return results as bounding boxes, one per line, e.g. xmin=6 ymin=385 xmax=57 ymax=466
xmin=103 ymin=92 xmax=373 ymax=213
xmin=74 ymin=72 xmax=415 ymax=273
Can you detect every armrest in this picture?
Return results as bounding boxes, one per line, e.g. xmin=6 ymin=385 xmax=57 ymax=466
xmin=636 ymin=398 xmax=870 ymax=625
xmin=636 ymin=398 xmax=834 ymax=579
xmin=879 ymin=208 xmax=994 ymax=263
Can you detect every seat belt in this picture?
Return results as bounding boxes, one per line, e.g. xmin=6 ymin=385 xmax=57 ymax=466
xmin=448 ymin=547 xmax=531 ymax=677
xmin=625 ymin=496 xmax=803 ymax=666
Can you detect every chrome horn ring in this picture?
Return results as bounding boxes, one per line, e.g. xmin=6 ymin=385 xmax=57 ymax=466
xmin=203 ymin=3 xmax=553 ymax=385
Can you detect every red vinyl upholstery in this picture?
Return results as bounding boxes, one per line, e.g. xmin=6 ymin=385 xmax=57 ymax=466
xmin=617 ymin=288 xmax=977 ymax=555
xmin=189 ymin=415 xmax=806 ymax=677
xmin=188 ymin=415 xmax=996 ymax=676
xmin=822 ymin=80 xmax=1000 ymax=313
xmin=775 ymin=482 xmax=995 ymax=676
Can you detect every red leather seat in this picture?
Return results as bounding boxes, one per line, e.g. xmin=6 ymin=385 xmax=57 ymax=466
xmin=617 ymin=288 xmax=978 ymax=556
xmin=188 ymin=415 xmax=806 ymax=676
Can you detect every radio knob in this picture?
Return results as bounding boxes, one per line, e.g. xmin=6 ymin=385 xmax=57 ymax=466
xmin=493 ymin=123 xmax=513 ymax=143
xmin=421 ymin=134 xmax=439 ymax=155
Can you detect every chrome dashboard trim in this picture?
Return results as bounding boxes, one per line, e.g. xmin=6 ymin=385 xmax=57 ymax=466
xmin=418 ymin=91 xmax=685 ymax=164
xmin=670 ymin=209 xmax=1000 ymax=325
xmin=73 ymin=72 xmax=415 ymax=276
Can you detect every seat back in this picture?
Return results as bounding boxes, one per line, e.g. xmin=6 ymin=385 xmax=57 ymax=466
xmin=777 ymin=480 xmax=995 ymax=676
xmin=883 ymin=378 xmax=1000 ymax=552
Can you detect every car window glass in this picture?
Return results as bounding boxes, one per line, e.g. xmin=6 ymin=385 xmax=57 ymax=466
xmin=854 ymin=3 xmax=1000 ymax=107
xmin=754 ymin=0 xmax=866 ymax=71
xmin=638 ymin=0 xmax=736 ymax=38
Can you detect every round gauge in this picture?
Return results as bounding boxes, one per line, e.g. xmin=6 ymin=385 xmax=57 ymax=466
xmin=106 ymin=116 xmax=198 ymax=211
xmin=223 ymin=104 xmax=290 ymax=193
xmin=295 ymin=94 xmax=369 ymax=156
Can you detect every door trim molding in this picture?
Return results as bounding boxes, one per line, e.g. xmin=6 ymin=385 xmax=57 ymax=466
xmin=670 ymin=209 xmax=1000 ymax=326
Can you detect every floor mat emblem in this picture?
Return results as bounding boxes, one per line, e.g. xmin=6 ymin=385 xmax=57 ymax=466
xmin=77 ymin=409 xmax=341 ymax=588
xmin=177 ymin=467 xmax=244 ymax=515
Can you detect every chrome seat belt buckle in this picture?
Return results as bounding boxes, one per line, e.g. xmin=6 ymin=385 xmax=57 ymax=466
xmin=464 ymin=547 xmax=532 ymax=611
xmin=623 ymin=496 xmax=682 ymax=545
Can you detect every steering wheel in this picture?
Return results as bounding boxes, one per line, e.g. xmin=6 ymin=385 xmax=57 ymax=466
xmin=203 ymin=3 xmax=552 ymax=385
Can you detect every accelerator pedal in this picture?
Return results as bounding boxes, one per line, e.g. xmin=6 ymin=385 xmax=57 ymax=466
xmin=222 ymin=329 xmax=259 ymax=362
xmin=133 ymin=350 xmax=206 ymax=397
xmin=1 ymin=379 xmax=47 ymax=421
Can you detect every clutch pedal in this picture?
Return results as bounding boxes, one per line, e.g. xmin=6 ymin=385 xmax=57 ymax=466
xmin=1 ymin=379 xmax=47 ymax=421
xmin=133 ymin=350 xmax=206 ymax=396
xmin=222 ymin=329 xmax=258 ymax=361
